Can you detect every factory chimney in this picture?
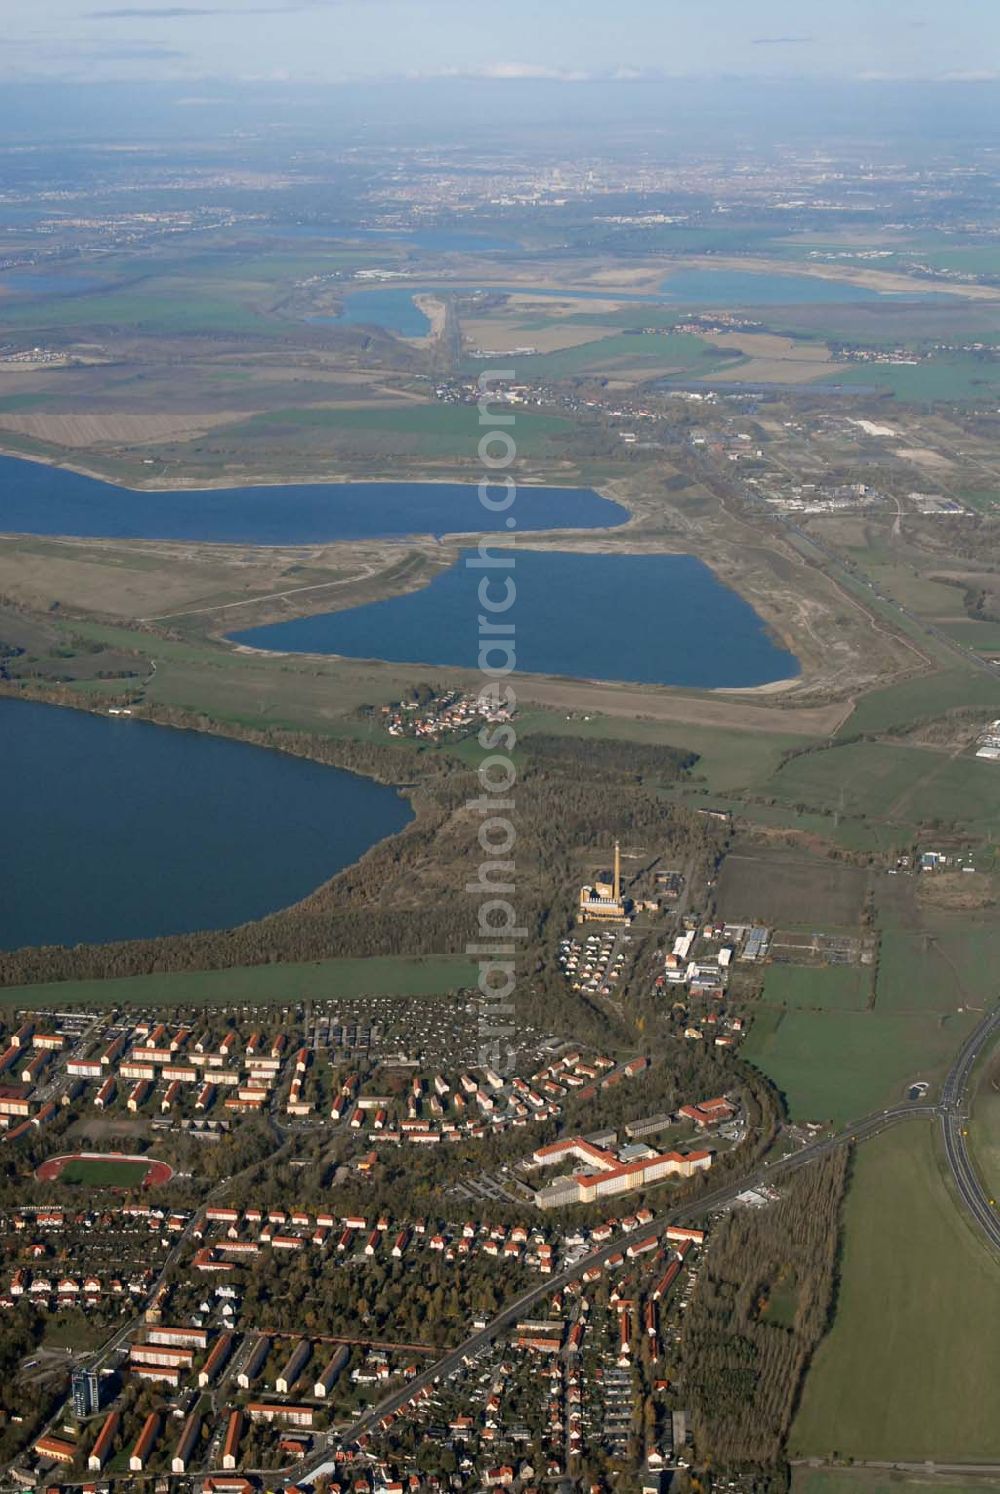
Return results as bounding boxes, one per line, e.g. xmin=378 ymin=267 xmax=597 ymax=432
xmin=613 ymin=840 xmax=621 ymax=903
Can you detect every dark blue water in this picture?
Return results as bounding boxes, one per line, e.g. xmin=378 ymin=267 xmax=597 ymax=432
xmin=0 ymin=698 xmax=412 ymax=950
xmin=231 ymin=550 xmax=799 ymax=689
xmin=0 ymin=456 xmax=627 ymax=544
xmin=313 ymin=287 xmax=432 ymax=337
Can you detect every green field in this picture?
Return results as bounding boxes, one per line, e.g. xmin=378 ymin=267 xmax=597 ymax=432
xmin=694 ymin=795 xmax=893 ymax=852
xmin=793 ymin=1470 xmax=1000 ymax=1494
xmin=2 ymin=955 xmax=479 ymax=1010
xmin=876 ymin=929 xmax=1000 ymax=1014
xmin=760 ymin=965 xmax=872 ymax=1012
xmin=790 ymin=1122 xmax=1000 ymax=1460
xmin=743 ymin=1006 xmax=974 ymax=1125
xmin=840 ymin=668 xmax=1000 ymax=738
xmin=501 ymin=330 xmax=736 ymax=379
xmin=514 ymin=709 xmax=808 ymax=793
xmin=226 ymin=402 xmax=574 ymax=458
xmin=0 ymin=277 xmax=284 ymax=336
xmin=834 ymin=356 xmax=1000 ymax=403
xmin=58 ymin=1158 xmax=149 ymax=1186
xmin=767 ymin=740 xmax=1000 ymax=833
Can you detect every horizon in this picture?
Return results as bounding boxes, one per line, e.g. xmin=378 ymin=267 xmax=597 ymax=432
xmin=3 ymin=0 xmax=999 ymax=86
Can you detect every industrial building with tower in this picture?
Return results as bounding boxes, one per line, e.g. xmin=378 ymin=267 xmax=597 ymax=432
xmin=578 ymin=840 xmax=629 ymax=924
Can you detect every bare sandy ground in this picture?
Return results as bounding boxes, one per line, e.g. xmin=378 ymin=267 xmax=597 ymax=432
xmin=412 ymin=294 xmax=448 ymax=343
xmin=516 ymin=675 xmax=851 ymax=734
xmin=702 ymin=330 xmax=835 ymax=384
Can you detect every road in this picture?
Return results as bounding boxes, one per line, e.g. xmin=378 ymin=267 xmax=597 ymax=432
xmin=293 ymin=1006 xmax=1000 ymax=1476
xmin=782 ymin=517 xmax=1000 ymax=681
xmin=19 ymin=1009 xmax=995 ymax=1485
xmin=939 ymin=1005 xmax=1000 ymax=1253
xmin=294 ymin=1102 xmax=940 ymax=1475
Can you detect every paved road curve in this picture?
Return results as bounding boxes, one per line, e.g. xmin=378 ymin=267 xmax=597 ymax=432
xmin=299 ymin=1103 xmax=940 ymax=1473
xmin=301 ymin=1006 xmax=1000 ymax=1474
xmin=940 ymin=1005 xmax=1000 ymax=1254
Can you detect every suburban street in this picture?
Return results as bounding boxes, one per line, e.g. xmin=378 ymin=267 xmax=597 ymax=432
xmin=296 ymin=1004 xmax=1000 ymax=1476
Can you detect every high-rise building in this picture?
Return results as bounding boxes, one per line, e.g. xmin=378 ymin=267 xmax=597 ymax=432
xmin=72 ymin=1367 xmax=101 ymax=1419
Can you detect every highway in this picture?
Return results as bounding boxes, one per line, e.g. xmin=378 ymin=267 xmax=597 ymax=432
xmin=940 ymin=1005 xmax=1000 ymax=1253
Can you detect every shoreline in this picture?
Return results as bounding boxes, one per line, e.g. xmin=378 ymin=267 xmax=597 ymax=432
xmin=224 ymin=638 xmax=811 ymax=708
xmin=0 ymin=440 xmax=598 ymax=494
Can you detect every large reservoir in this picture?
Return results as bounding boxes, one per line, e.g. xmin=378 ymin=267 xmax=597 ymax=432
xmin=0 ymin=456 xmax=627 ymax=545
xmin=0 ymin=699 xmax=412 ymax=951
xmin=231 ymin=549 xmax=800 ymax=689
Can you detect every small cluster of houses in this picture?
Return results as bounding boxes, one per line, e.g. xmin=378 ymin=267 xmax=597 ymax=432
xmin=332 ymin=1052 xmax=634 ymax=1146
xmin=190 ymin=1206 xmax=562 ymax=1277
xmin=558 ymin=932 xmax=628 ymax=995
xmin=379 ymin=689 xmax=514 ymax=743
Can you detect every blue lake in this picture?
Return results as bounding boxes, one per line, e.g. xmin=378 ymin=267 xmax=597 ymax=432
xmin=230 ymin=549 xmax=800 ymax=689
xmin=0 ymin=456 xmax=627 ymax=544
xmin=0 ymin=697 xmax=412 ymax=951
xmin=311 ymin=287 xmax=432 ymax=337
xmin=317 ymin=271 xmax=940 ymax=337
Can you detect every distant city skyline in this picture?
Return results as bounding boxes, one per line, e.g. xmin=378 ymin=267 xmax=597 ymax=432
xmin=2 ymin=0 xmax=998 ymax=85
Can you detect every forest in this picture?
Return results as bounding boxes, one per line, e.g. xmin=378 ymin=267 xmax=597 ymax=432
xmin=0 ymin=704 xmax=724 ymax=1005
xmin=680 ymin=1149 xmax=848 ymax=1483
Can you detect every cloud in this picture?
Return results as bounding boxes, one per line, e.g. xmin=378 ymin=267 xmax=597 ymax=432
xmin=751 ymin=35 xmax=814 ymax=46
xmin=407 ymin=61 xmax=634 ymax=83
xmin=89 ymin=6 xmax=223 ymax=14
xmin=88 ymin=4 xmax=300 ymax=15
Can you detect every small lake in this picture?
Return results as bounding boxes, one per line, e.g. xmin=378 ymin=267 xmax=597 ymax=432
xmin=0 ymin=698 xmax=412 ymax=951
xmin=315 ymin=272 xmax=940 ymax=337
xmin=310 ymin=287 xmax=432 ymax=338
xmin=0 ymin=456 xmax=627 ymax=544
xmin=230 ymin=549 xmax=799 ymax=689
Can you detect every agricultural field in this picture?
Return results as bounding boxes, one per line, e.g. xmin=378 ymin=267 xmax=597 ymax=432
xmin=484 ymin=329 xmax=736 ymax=381
xmin=742 ymin=1006 xmax=975 ymax=1125
xmin=793 ymin=1471 xmax=1000 ymax=1494
xmin=514 ymin=709 xmax=808 ymax=793
xmin=1 ymin=954 xmax=479 ymax=1010
xmin=759 ymin=964 xmax=872 ymax=1013
xmin=834 ymin=355 xmax=1000 ymax=403
xmin=222 ymin=402 xmax=575 ymax=460
xmin=714 ymin=845 xmax=869 ymax=928
xmin=766 ymin=739 xmax=1000 ymax=834
xmin=790 ymin=1122 xmax=1000 ymax=1461
xmin=842 ymin=666 xmax=1000 ymax=737
xmin=0 ymin=276 xmax=286 ymax=338
xmin=876 ymin=927 xmax=1000 ymax=1014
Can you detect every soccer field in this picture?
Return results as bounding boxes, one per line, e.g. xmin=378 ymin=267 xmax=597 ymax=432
xmin=57 ymin=1158 xmax=151 ymax=1187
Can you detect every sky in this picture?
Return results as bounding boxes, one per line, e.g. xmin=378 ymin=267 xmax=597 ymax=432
xmin=2 ymin=0 xmax=999 ymax=85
